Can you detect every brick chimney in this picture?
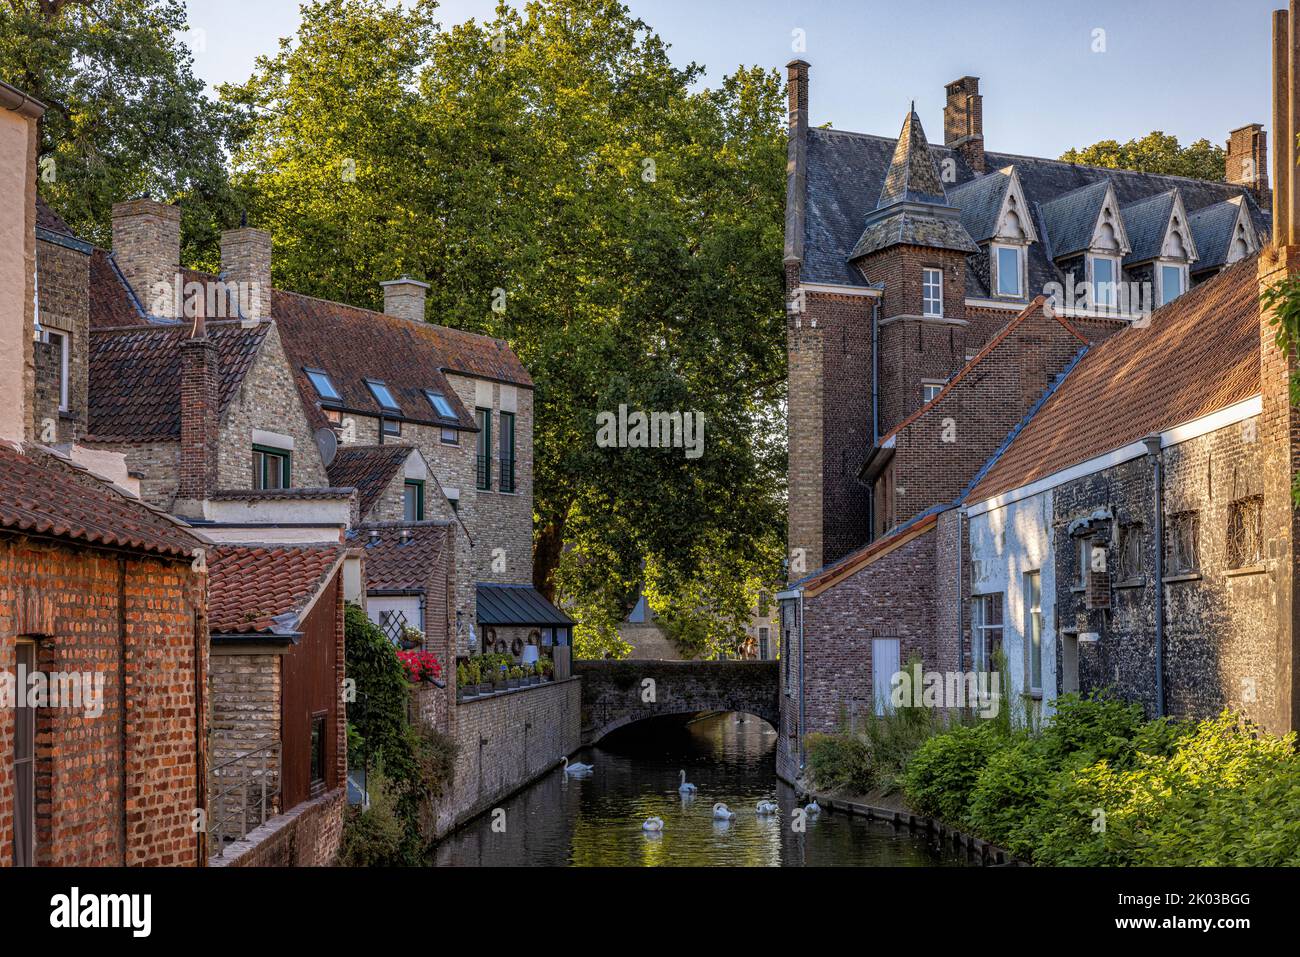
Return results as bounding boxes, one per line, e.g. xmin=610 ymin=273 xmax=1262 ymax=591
xmin=380 ymin=276 xmax=430 ymax=323
xmin=111 ymin=198 xmax=181 ymax=319
xmin=944 ymin=76 xmax=986 ymax=174
xmin=1226 ymin=123 xmax=1269 ymax=201
xmin=175 ymin=316 xmax=219 ymax=517
xmin=220 ymin=226 xmax=272 ymax=323
xmin=785 ymin=59 xmax=810 ymax=272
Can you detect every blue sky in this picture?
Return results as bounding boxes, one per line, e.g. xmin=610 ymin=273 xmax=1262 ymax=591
xmin=185 ymin=0 xmax=1282 ymax=158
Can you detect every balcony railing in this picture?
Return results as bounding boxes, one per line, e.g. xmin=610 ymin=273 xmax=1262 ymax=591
xmin=476 ymin=452 xmax=491 ymax=490
xmin=499 ymin=454 xmax=515 ymax=493
xmin=208 ymin=738 xmax=282 ymax=857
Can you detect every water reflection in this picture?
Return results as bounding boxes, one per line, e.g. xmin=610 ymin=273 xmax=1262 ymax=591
xmin=430 ymin=712 xmax=969 ymax=867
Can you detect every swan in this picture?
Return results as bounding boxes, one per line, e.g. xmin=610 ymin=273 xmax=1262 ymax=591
xmin=677 ymin=770 xmax=697 ymax=794
xmin=803 ymin=800 xmax=821 ymax=816
xmin=755 ymin=800 xmax=779 ymax=815
xmin=642 ymin=816 xmax=664 ymax=832
xmin=712 ymin=802 xmax=735 ymax=821
xmin=560 ymin=756 xmax=593 ymax=775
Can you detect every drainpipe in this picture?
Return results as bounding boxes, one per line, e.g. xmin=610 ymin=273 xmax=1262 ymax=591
xmin=868 ymin=298 xmax=881 ymax=540
xmin=1142 ymin=435 xmax=1165 ymax=718
xmin=957 ymin=506 xmax=966 ymax=675
xmin=798 ymin=591 xmax=807 ymax=774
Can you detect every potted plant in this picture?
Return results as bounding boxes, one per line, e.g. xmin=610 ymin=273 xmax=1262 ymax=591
xmin=538 ymin=656 xmax=554 ymax=681
xmin=464 ymin=659 xmax=481 ymax=697
xmin=398 ymin=624 xmax=424 ymax=651
xmin=456 ymin=663 xmax=468 ymax=700
xmin=508 ymin=665 xmax=523 ymax=689
xmin=493 ymin=660 xmax=508 ymax=692
xmin=527 ymin=663 xmax=539 ymax=686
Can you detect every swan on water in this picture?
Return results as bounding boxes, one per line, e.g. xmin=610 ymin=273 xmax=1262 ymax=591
xmin=712 ymin=802 xmax=736 ymax=821
xmin=755 ymin=800 xmax=779 ymax=815
xmin=560 ymin=756 xmax=593 ymax=774
xmin=803 ymin=800 xmax=821 ymax=815
xmin=678 ymin=770 xmax=697 ymax=793
xmin=642 ymin=816 xmax=664 ymax=832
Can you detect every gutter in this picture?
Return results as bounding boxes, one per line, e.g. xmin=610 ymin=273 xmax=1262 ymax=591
xmin=0 ymin=80 xmax=45 ymax=118
xmin=1143 ymin=434 xmax=1166 ymax=717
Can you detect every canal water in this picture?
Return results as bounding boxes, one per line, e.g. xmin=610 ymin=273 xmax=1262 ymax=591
xmin=430 ymin=712 xmax=969 ymax=867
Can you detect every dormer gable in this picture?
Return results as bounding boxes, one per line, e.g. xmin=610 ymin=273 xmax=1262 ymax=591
xmin=1039 ymin=179 xmax=1131 ymax=261
xmin=992 ymin=166 xmax=1038 ymax=245
xmin=1121 ymin=189 xmax=1199 ymax=267
xmin=1085 ymin=183 xmax=1131 ymax=258
xmin=1188 ymin=195 xmax=1260 ymax=276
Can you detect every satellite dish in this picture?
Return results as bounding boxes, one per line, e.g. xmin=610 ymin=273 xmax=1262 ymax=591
xmin=316 ymin=426 xmax=338 ymax=468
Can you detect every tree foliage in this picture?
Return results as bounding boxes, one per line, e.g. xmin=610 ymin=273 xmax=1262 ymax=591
xmin=0 ymin=0 xmax=239 ymax=264
xmin=1059 ymin=131 xmax=1226 ymax=181
xmin=224 ymin=0 xmax=787 ymax=658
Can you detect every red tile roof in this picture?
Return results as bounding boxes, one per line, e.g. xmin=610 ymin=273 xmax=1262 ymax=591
xmin=969 ymin=252 xmax=1262 ymax=504
xmin=796 ymin=511 xmax=939 ymax=598
xmin=0 ymin=441 xmax=201 ymax=558
xmin=346 ymin=523 xmax=450 ymax=594
xmin=35 ymin=197 xmax=74 ymax=237
xmin=90 ymin=249 xmax=149 ymax=329
xmin=208 ymin=542 xmax=343 ymax=636
xmin=87 ymin=321 xmax=271 ymax=441
xmin=326 ymin=445 xmax=414 ymax=518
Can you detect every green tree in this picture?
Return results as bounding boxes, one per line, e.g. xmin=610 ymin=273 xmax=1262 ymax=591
xmin=224 ymin=0 xmax=787 ymax=658
xmin=1060 ymin=131 xmax=1225 ymax=181
xmin=0 ymin=0 xmax=239 ymax=264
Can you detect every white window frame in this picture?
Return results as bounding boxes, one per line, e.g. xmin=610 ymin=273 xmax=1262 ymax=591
xmin=922 ymin=268 xmax=944 ymax=317
xmin=1157 ymin=261 xmax=1187 ymax=307
xmin=41 ymin=328 xmax=69 ymax=412
xmin=425 ymin=389 xmax=458 ymax=420
xmin=921 ymin=380 xmax=946 ymax=403
xmin=972 ymin=592 xmax=1003 ymax=673
xmin=871 ymin=637 xmax=901 ymax=716
xmin=1089 ymin=254 xmax=1121 ymax=310
xmin=1025 ymin=571 xmax=1043 ymax=695
xmin=993 ymin=243 xmax=1024 ymax=298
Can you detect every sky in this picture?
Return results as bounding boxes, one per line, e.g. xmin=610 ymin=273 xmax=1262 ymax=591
xmin=184 ymin=0 xmax=1283 ymax=159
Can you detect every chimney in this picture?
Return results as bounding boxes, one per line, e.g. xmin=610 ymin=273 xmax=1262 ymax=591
xmin=220 ymin=226 xmax=272 ymax=323
xmin=175 ymin=317 xmax=219 ymax=517
xmin=111 ymin=198 xmax=181 ymax=319
xmin=1227 ymin=123 xmax=1269 ymax=199
xmin=944 ymin=76 xmax=986 ymax=174
xmin=784 ymin=59 xmax=810 ymax=270
xmin=381 ymin=276 xmax=430 ymax=323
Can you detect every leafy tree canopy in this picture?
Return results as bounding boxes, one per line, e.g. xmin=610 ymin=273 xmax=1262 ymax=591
xmin=1060 ymin=131 xmax=1226 ymax=182
xmin=223 ymin=0 xmax=787 ymax=659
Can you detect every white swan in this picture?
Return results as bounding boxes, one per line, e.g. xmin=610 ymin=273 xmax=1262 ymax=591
xmin=560 ymin=756 xmax=593 ymax=774
xmin=712 ymin=802 xmax=736 ymax=821
xmin=642 ymin=816 xmax=664 ymax=832
xmin=755 ymin=800 xmax=779 ymax=815
xmin=677 ymin=770 xmax=697 ymax=794
xmin=803 ymin=800 xmax=821 ymax=815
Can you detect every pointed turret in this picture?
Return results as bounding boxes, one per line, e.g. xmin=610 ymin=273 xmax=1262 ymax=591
xmin=877 ymin=107 xmax=948 ymax=209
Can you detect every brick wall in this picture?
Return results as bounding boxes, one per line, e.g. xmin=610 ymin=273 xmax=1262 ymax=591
xmin=209 ymin=650 xmax=282 ymax=814
xmin=33 ymin=236 xmax=89 ymax=443
xmin=210 ymin=788 xmax=344 ymax=867
xmin=0 ymin=534 xmax=205 ymax=866
xmin=80 ymin=440 xmax=177 ymax=510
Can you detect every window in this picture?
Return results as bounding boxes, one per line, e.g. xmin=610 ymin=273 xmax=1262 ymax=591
xmin=972 ymin=593 xmax=1003 ymax=672
xmin=922 ymin=268 xmax=943 ymax=317
xmin=872 ymin=638 xmax=901 ymax=716
xmin=922 ymin=380 xmax=945 ymax=403
xmin=441 ymin=427 xmax=459 ymax=445
xmin=425 ymin=390 xmax=458 ymax=420
xmin=475 ymin=407 xmax=492 ymax=491
xmin=1227 ymin=496 xmax=1264 ymax=569
xmin=1075 ymin=538 xmax=1092 ymax=589
xmin=309 ymin=713 xmax=327 ymax=790
xmin=14 ymin=640 xmax=35 ymax=866
xmin=305 ymin=369 xmax=340 ymax=402
xmin=41 ymin=328 xmax=69 ymax=412
xmin=253 ymin=445 xmax=291 ymax=490
xmin=1025 ymin=572 xmax=1042 ymax=694
xmin=995 ymin=245 xmax=1022 ymax=297
xmin=1091 ymin=256 xmax=1118 ymax=309
xmin=499 ymin=411 xmax=516 ymax=494
xmin=1166 ymin=511 xmax=1200 ymax=575
xmin=447 ymin=493 xmax=459 ymax=514
xmin=365 ymin=379 xmax=400 ymax=413
xmin=758 ymin=627 xmax=770 ymax=660
xmin=324 ymin=408 xmax=343 ymax=425
xmin=404 ymin=480 xmax=425 ymax=521
xmin=1159 ymin=263 xmax=1185 ymax=307
xmin=1117 ymin=523 xmax=1143 ymax=581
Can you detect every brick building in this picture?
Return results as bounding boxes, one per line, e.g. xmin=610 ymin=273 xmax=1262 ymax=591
xmin=1 ymin=82 xmax=209 ymax=867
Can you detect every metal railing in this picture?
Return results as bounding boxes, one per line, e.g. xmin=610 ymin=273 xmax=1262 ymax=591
xmin=476 ymin=452 xmax=491 ymax=490
xmin=208 ymin=739 xmax=282 ymax=857
xmin=499 ymin=454 xmax=515 ymax=493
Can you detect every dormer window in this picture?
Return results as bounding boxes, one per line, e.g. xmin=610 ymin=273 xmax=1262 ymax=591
xmin=306 ymin=369 xmax=340 ymax=403
xmin=1158 ymin=263 xmax=1186 ymax=306
xmin=366 ymin=379 xmax=400 ymax=413
xmin=1090 ymin=255 xmax=1120 ymax=310
xmin=993 ymin=244 xmax=1023 ymax=298
xmin=922 ymin=268 xmax=943 ymax=317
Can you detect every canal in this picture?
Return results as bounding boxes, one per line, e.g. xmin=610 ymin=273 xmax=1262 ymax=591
xmin=431 ymin=712 xmax=970 ymax=866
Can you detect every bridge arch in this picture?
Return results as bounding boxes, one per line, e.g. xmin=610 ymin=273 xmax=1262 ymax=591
xmin=573 ymin=659 xmax=779 ymax=746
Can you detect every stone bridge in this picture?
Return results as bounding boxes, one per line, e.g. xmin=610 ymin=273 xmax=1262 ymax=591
xmin=573 ymin=659 xmax=779 ymax=745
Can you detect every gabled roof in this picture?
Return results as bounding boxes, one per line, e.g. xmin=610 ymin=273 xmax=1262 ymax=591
xmin=1121 ymin=189 xmax=1198 ymax=265
xmin=476 ymin=583 xmax=573 ymax=626
xmin=876 ymin=108 xmax=948 ymax=208
xmin=1039 ymin=179 xmax=1121 ymax=259
xmin=35 ymin=196 xmax=74 ymax=237
xmin=788 ymin=509 xmax=941 ymax=598
xmin=0 ymin=440 xmax=201 ymax=559
xmin=969 ymin=251 xmax=1262 ymax=504
xmin=208 ymin=542 xmax=343 ymax=638
xmin=949 ymin=168 xmax=1011 ymax=243
xmin=327 ymin=445 xmax=416 ymax=518
xmin=346 ymin=522 xmax=451 ymax=594
xmin=87 ymin=321 xmax=271 ymax=441
xmin=90 ymin=249 xmax=149 ymax=328
xmin=1190 ymin=197 xmax=1255 ymax=273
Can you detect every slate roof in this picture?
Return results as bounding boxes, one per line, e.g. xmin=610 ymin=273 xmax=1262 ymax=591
xmin=948 ymin=168 xmax=1011 ymax=243
xmin=1120 ymin=190 xmax=1179 ymax=265
xmin=1189 ymin=199 xmax=1249 ymax=272
xmin=1039 ymin=180 xmax=1114 ymax=259
xmin=208 ymin=542 xmax=343 ymax=637
xmin=87 ymin=321 xmax=271 ymax=441
xmin=799 ymin=125 xmax=1271 ymax=293
xmin=877 ymin=109 xmax=948 ymax=208
xmin=0 ymin=440 xmax=201 ymax=558
xmin=476 ymin=583 xmax=573 ymax=626
xmin=35 ymin=197 xmax=74 ymax=237
xmin=968 ymin=252 xmax=1262 ymax=504
xmin=347 ymin=522 xmax=450 ymax=593
xmin=327 ymin=445 xmax=414 ymax=518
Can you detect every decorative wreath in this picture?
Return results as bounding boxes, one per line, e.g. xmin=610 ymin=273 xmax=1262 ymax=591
xmin=511 ymin=636 xmax=524 ymax=656
xmin=528 ymin=630 xmax=541 ymax=646
xmin=494 ymin=638 xmax=507 ymax=654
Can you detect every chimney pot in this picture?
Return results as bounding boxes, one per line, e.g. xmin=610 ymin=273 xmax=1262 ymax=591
xmin=381 ymin=276 xmax=430 ymax=323
xmin=1226 ymin=123 xmax=1270 ymax=201
xmin=111 ymin=199 xmax=181 ymax=319
xmin=944 ymin=76 xmax=986 ymax=174
xmin=220 ymin=226 xmax=273 ymax=323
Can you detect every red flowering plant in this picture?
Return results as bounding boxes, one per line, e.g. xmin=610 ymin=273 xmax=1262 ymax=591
xmin=396 ymin=649 xmax=443 ymax=684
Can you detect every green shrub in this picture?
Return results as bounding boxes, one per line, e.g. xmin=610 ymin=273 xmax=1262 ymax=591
xmin=337 ymin=764 xmax=408 ymax=867
xmin=806 ymin=732 xmax=874 ymax=793
xmin=1034 ymin=692 xmax=1147 ymax=768
xmin=861 ymin=703 xmax=940 ymax=793
xmin=903 ymin=721 xmax=1006 ymax=825
xmin=966 ymin=738 xmax=1052 ymax=856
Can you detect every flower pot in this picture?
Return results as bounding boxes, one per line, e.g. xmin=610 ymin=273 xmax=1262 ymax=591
xmin=493 ymin=680 xmax=505 ymax=692
xmin=508 ymin=678 xmax=520 ymax=689
xmin=529 ymin=675 xmax=539 ymax=686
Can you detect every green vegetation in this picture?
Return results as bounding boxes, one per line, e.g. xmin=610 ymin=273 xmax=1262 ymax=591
xmin=1059 ymin=131 xmax=1226 ymax=182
